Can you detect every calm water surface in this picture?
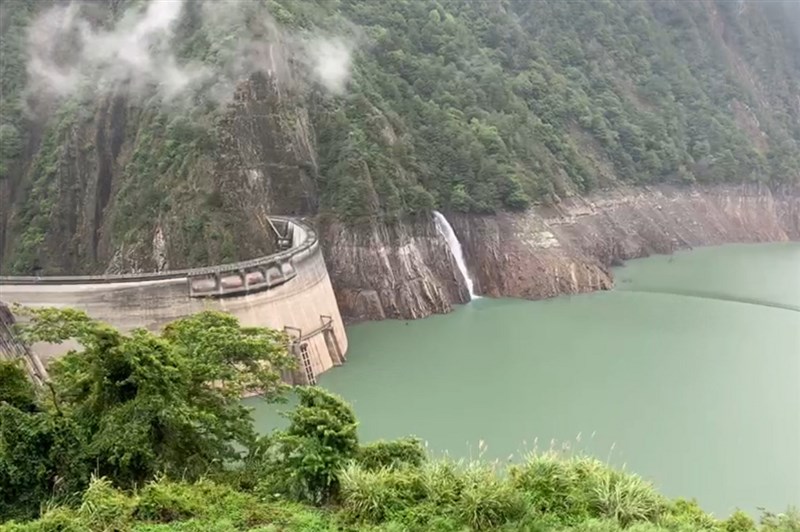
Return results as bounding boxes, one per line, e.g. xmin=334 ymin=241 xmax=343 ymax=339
xmin=251 ymin=243 xmax=800 ymax=516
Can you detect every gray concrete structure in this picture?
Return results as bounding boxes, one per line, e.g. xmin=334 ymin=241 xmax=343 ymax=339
xmin=0 ymin=218 xmax=347 ymax=384
xmin=0 ymin=301 xmax=49 ymax=385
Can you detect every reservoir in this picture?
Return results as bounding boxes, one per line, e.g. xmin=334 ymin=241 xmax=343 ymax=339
xmin=251 ymin=242 xmax=800 ymax=516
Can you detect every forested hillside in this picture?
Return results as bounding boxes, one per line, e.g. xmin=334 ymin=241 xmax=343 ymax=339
xmin=317 ymin=0 xmax=800 ymax=218
xmin=1 ymin=0 xmax=799 ymax=274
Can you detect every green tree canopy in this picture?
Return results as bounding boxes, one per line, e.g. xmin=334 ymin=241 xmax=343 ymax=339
xmin=0 ymin=361 xmax=36 ymax=413
xmin=0 ymin=308 xmax=294 ymax=520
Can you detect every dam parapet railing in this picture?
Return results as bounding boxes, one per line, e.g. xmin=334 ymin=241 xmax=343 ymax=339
xmin=0 ymin=217 xmax=316 ymax=298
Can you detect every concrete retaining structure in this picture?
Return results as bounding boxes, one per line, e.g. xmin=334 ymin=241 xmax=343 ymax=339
xmin=0 ymin=217 xmax=347 ymax=384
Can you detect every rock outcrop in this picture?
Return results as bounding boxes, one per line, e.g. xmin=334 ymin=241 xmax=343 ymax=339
xmin=455 ymin=183 xmax=799 ymax=300
xmin=325 ymin=184 xmax=800 ymax=321
xmin=320 ymin=218 xmax=469 ymax=322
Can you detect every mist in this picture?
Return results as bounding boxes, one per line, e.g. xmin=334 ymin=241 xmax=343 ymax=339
xmin=25 ymin=0 xmax=354 ymax=112
xmin=307 ymin=37 xmax=352 ymax=95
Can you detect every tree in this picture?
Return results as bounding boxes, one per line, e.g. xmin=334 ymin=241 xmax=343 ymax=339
xmin=249 ymin=387 xmax=359 ymax=505
xmin=0 ymin=360 xmax=36 ymax=412
xmin=450 ymin=183 xmax=474 ymax=212
xmin=0 ymin=308 xmax=295 ymax=519
xmin=0 ymin=403 xmax=87 ymax=521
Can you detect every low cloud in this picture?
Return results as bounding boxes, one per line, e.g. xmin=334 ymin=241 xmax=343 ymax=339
xmin=25 ymin=0 xmax=354 ymax=112
xmin=307 ymin=37 xmax=352 ymax=95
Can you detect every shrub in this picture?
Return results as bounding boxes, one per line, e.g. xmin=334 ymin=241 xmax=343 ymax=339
xmin=338 ymin=463 xmax=426 ymax=523
xmin=566 ymin=519 xmax=629 ymax=531
xmin=402 ymin=184 xmax=435 ymax=215
xmin=725 ymin=510 xmax=757 ymax=532
xmin=134 ymin=478 xmax=203 ymax=523
xmin=76 ymin=476 xmax=135 ymax=531
xmin=510 ymin=452 xmax=593 ymax=522
xmin=504 ymin=187 xmax=532 ymax=211
xmin=501 ymin=175 xmax=532 ymax=211
xmin=0 ymin=404 xmax=88 ymax=522
xmin=420 ymin=460 xmax=465 ymax=508
xmin=761 ymin=508 xmax=800 ymax=532
xmin=358 ymin=438 xmax=426 ymax=471
xmin=450 ymin=184 xmax=474 ymax=212
xmin=1 ymin=507 xmax=85 ymax=532
xmin=455 ymin=462 xmax=525 ymax=530
xmin=0 ymin=361 xmax=36 ymax=412
xmin=660 ymin=498 xmax=723 ymax=530
xmin=254 ymin=388 xmax=359 ymax=504
xmin=589 ymin=469 xmax=664 ymax=527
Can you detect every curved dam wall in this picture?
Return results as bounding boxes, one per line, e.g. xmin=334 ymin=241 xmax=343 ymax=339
xmin=0 ymin=218 xmax=347 ymax=384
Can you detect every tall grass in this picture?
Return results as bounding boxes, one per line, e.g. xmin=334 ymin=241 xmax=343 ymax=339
xmin=4 ymin=452 xmax=796 ymax=531
xmin=338 ymin=463 xmax=425 ymax=522
xmin=334 ymin=450 xmax=789 ymax=531
xmin=509 ymin=451 xmax=594 ymax=521
xmin=455 ymin=462 xmax=525 ymax=530
xmin=339 ymin=451 xmax=669 ymax=530
xmin=339 ymin=459 xmax=524 ymax=530
xmin=4 ymin=475 xmax=797 ymax=531
xmin=507 ymin=450 xmax=664 ymax=527
xmin=590 ymin=469 xmax=664 ymax=527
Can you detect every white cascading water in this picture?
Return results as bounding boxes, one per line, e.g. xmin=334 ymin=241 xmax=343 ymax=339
xmin=433 ymin=211 xmax=478 ymax=300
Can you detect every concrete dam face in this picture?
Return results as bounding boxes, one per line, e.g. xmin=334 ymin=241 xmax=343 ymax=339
xmin=0 ymin=217 xmax=347 ymax=385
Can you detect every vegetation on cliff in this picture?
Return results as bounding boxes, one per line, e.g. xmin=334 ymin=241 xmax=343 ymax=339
xmin=1 ymin=0 xmax=799 ymax=274
xmin=1 ymin=309 xmax=798 ymax=530
xmin=317 ymin=0 xmax=800 ymax=218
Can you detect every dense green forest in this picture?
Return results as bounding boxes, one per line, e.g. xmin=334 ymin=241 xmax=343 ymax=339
xmin=314 ymin=0 xmax=800 ymax=218
xmin=1 ymin=0 xmax=799 ymax=273
xmin=1 ymin=308 xmax=798 ymax=531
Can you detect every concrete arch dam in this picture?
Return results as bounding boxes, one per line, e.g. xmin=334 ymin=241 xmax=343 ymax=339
xmin=0 ymin=217 xmax=347 ymax=385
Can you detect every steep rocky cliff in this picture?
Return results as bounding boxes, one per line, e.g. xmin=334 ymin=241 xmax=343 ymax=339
xmin=327 ymin=184 xmax=800 ymax=321
xmin=452 ymin=184 xmax=799 ymax=301
xmin=0 ymin=70 xmax=316 ymax=275
xmin=321 ymin=217 xmax=469 ymax=322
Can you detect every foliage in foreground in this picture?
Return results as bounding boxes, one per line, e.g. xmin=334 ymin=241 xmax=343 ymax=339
xmin=4 ymin=378 xmax=797 ymax=532
xmin=2 ymin=308 xmax=798 ymax=530
xmin=0 ymin=308 xmax=294 ymax=521
xmin=3 ymin=464 xmax=798 ymax=532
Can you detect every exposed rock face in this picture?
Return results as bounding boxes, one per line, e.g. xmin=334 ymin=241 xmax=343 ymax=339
xmin=320 ymin=218 xmax=469 ymax=322
xmin=773 ymin=185 xmax=800 ymax=240
xmin=449 ymin=210 xmax=614 ymax=301
xmin=325 ymin=184 xmax=800 ymax=321
xmin=1 ymin=72 xmax=316 ymax=275
xmin=209 ymin=73 xmax=319 ymax=264
xmin=5 ymin=84 xmax=798 ymax=322
xmin=457 ymin=183 xmax=800 ymax=299
xmin=2 ymin=91 xmax=131 ymax=275
xmin=216 ymin=73 xmax=319 ymax=218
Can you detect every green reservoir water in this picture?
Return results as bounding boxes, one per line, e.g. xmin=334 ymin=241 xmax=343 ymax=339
xmin=251 ymin=243 xmax=800 ymax=516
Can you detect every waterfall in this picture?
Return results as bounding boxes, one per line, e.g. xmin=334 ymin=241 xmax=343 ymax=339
xmin=433 ymin=211 xmax=478 ymax=300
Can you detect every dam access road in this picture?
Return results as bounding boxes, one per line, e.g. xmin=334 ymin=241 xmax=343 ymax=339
xmin=0 ymin=217 xmax=348 ymax=385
